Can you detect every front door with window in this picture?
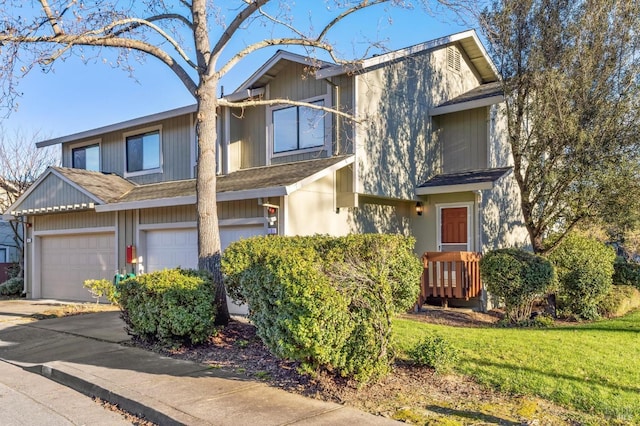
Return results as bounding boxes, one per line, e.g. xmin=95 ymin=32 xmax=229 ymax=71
xmin=439 ymin=206 xmax=469 ymax=252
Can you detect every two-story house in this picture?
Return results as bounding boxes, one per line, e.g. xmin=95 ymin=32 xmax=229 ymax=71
xmin=4 ymin=30 xmax=528 ymax=307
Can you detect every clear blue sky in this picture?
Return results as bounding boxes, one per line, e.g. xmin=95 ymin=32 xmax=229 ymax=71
xmin=1 ymin=2 xmax=475 ymax=140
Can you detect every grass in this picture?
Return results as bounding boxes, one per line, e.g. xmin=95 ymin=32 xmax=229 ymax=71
xmin=394 ymin=310 xmax=640 ymax=424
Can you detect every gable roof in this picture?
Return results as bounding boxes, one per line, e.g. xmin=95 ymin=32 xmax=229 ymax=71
xmin=316 ymin=30 xmax=498 ymax=83
xmin=4 ymin=156 xmax=355 ymax=217
xmin=416 ymin=167 xmax=511 ymax=195
xmin=231 ymin=50 xmax=335 ymax=96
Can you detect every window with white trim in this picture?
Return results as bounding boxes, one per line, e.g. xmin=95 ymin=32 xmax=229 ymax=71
xmin=272 ymin=99 xmax=326 ymax=153
xmin=0 ymin=248 xmax=6 ymax=263
xmin=72 ymin=144 xmax=100 ymax=171
xmin=125 ymin=129 xmax=161 ymax=174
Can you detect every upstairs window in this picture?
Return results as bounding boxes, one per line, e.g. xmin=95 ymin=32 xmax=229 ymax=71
xmin=273 ymin=100 xmax=325 ymax=153
xmin=72 ymin=144 xmax=100 ymax=171
xmin=0 ymin=248 xmax=6 ymax=263
xmin=126 ymin=129 xmax=161 ymax=174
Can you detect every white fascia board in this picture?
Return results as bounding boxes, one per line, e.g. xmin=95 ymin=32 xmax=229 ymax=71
xmin=4 ymin=168 xmax=54 ymax=215
xmin=430 ymin=95 xmax=504 ymax=116
xmin=2 ymin=213 xmax=15 ymax=220
xmin=283 ymin=156 xmax=355 ymax=194
xmin=217 ymin=187 xmax=288 ymax=202
xmin=415 ymin=181 xmax=494 ymax=195
xmin=223 ymin=87 xmax=266 ymax=102
xmin=96 ymin=195 xmax=196 ymax=212
xmin=316 ymin=30 xmax=478 ymax=79
xmin=36 ymin=104 xmax=198 ymax=147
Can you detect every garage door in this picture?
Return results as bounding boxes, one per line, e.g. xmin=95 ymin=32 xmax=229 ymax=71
xmin=41 ymin=233 xmax=116 ymax=302
xmin=146 ymin=225 xmax=266 ymax=273
xmin=145 ymin=225 xmax=265 ymax=315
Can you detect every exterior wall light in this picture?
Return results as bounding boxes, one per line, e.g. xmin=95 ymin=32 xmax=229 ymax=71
xmin=415 ymin=202 xmax=424 ymax=216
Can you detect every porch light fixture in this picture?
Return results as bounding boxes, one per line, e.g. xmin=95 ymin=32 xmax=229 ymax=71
xmin=415 ymin=202 xmax=424 ymax=216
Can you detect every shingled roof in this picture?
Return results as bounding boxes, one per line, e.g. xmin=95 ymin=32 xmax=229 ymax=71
xmin=416 ymin=167 xmax=511 ymax=195
xmin=52 ymin=167 xmax=136 ymax=203
xmin=112 ymin=155 xmax=354 ymax=205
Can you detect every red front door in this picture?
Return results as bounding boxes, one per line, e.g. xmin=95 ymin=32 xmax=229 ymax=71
xmin=440 ymin=207 xmax=468 ymax=251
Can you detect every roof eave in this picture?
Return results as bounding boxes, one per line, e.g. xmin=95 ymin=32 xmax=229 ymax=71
xmin=430 ymin=94 xmax=504 ymax=116
xmin=416 ymin=181 xmax=494 ymax=196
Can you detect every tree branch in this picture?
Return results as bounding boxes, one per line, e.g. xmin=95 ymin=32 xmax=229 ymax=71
xmin=210 ymin=0 xmax=270 ymax=59
xmin=218 ymin=97 xmax=360 ymax=123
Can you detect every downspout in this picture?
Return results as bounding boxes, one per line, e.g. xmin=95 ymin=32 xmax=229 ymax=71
xmin=22 ymin=219 xmax=27 ymax=295
xmin=474 ymin=190 xmax=483 ymax=253
xmin=324 ymin=78 xmax=340 ymax=155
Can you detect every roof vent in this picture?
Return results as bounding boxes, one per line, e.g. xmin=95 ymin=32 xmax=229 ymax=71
xmin=447 ymin=46 xmax=461 ymax=72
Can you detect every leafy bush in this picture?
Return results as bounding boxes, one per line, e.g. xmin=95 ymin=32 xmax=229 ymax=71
xmin=408 ymin=333 xmax=459 ymax=373
xmin=222 ymin=234 xmax=422 ymax=382
xmin=613 ymin=262 xmax=640 ymax=289
xmin=0 ymin=277 xmax=23 ymax=296
xmin=480 ymin=248 xmax=555 ymax=323
xmin=547 ymin=233 xmax=615 ymax=320
xmin=597 ymin=285 xmax=640 ymax=318
xmin=117 ymin=268 xmax=216 ymax=346
xmin=83 ymin=279 xmax=118 ymax=304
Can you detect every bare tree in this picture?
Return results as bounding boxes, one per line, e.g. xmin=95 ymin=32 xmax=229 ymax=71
xmin=478 ymin=0 xmax=640 ymax=253
xmin=0 ymin=0 xmax=466 ymax=324
xmin=0 ymin=127 xmax=59 ymax=274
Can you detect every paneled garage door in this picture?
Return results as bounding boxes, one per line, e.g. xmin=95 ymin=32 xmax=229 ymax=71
xmin=145 ymin=225 xmax=265 ymax=315
xmin=41 ymin=233 xmax=116 ymax=302
xmin=145 ymin=225 xmax=266 ymax=273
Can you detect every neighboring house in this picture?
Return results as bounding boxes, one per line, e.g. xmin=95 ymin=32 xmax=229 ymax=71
xmin=1 ymin=182 xmax=20 ymax=282
xmin=3 ymin=30 xmax=528 ymax=308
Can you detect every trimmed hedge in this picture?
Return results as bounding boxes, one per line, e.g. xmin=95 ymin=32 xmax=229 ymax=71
xmin=547 ymin=233 xmax=615 ymax=320
xmin=597 ymin=285 xmax=640 ymax=318
xmin=222 ymin=234 xmax=422 ymax=382
xmin=117 ymin=268 xmax=217 ymax=346
xmin=480 ymin=248 xmax=555 ymax=323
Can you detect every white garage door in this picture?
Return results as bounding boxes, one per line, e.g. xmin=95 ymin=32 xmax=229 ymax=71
xmin=145 ymin=225 xmax=265 ymax=315
xmin=41 ymin=233 xmax=116 ymax=302
xmin=146 ymin=225 xmax=266 ymax=272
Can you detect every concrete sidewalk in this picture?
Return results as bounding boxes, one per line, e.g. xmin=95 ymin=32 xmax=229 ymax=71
xmin=0 ymin=302 xmax=398 ymax=425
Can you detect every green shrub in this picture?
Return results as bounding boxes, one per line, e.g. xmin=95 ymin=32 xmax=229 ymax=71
xmin=117 ymin=268 xmax=216 ymax=346
xmin=597 ymin=285 xmax=640 ymax=318
xmin=0 ymin=277 xmax=23 ymax=296
xmin=83 ymin=279 xmax=118 ymax=304
xmin=408 ymin=333 xmax=459 ymax=373
xmin=480 ymin=248 xmax=555 ymax=323
xmin=613 ymin=262 xmax=640 ymax=289
xmin=547 ymin=233 xmax=615 ymax=320
xmin=222 ymin=234 xmax=422 ymax=382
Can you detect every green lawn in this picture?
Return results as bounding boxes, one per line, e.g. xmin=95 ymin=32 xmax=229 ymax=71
xmin=394 ymin=310 xmax=640 ymax=423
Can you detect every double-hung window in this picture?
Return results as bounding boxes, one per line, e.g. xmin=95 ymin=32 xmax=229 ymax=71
xmin=72 ymin=144 xmax=100 ymax=171
xmin=126 ymin=129 xmax=161 ymax=174
xmin=272 ymin=99 xmax=325 ymax=153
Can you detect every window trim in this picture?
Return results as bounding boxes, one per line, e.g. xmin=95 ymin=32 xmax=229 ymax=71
xmin=435 ymin=202 xmax=474 ymax=252
xmin=123 ymin=125 xmax=163 ymax=178
xmin=0 ymin=247 xmax=6 ymax=263
xmin=268 ymin=94 xmax=332 ymax=160
xmin=69 ymin=139 xmax=101 ymax=171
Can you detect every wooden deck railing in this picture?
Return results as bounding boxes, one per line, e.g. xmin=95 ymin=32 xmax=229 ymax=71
xmin=418 ymin=252 xmax=483 ymax=306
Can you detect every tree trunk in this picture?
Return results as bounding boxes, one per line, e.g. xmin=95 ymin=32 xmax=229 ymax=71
xmin=195 ymin=81 xmax=230 ymax=326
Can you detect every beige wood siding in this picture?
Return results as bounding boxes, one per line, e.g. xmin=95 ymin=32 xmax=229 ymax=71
xmin=239 ymin=106 xmax=266 ymax=169
xmin=61 ymin=113 xmax=193 ymax=184
xmin=16 ymin=174 xmax=96 ymax=211
xmin=140 ymin=205 xmax=197 ymax=224
xmin=118 ymin=210 xmax=136 ymax=269
xmin=34 ymin=211 xmax=115 ymax=231
xmin=139 ymin=201 xmax=262 ymax=225
xmin=269 ymin=61 xmax=328 ymax=100
xmin=437 ymin=107 xmax=488 ymax=173
xmin=218 ymin=200 xmax=263 ymax=220
xmin=334 ymin=74 xmax=355 ymax=155
xmin=355 ymin=45 xmax=483 ymax=200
